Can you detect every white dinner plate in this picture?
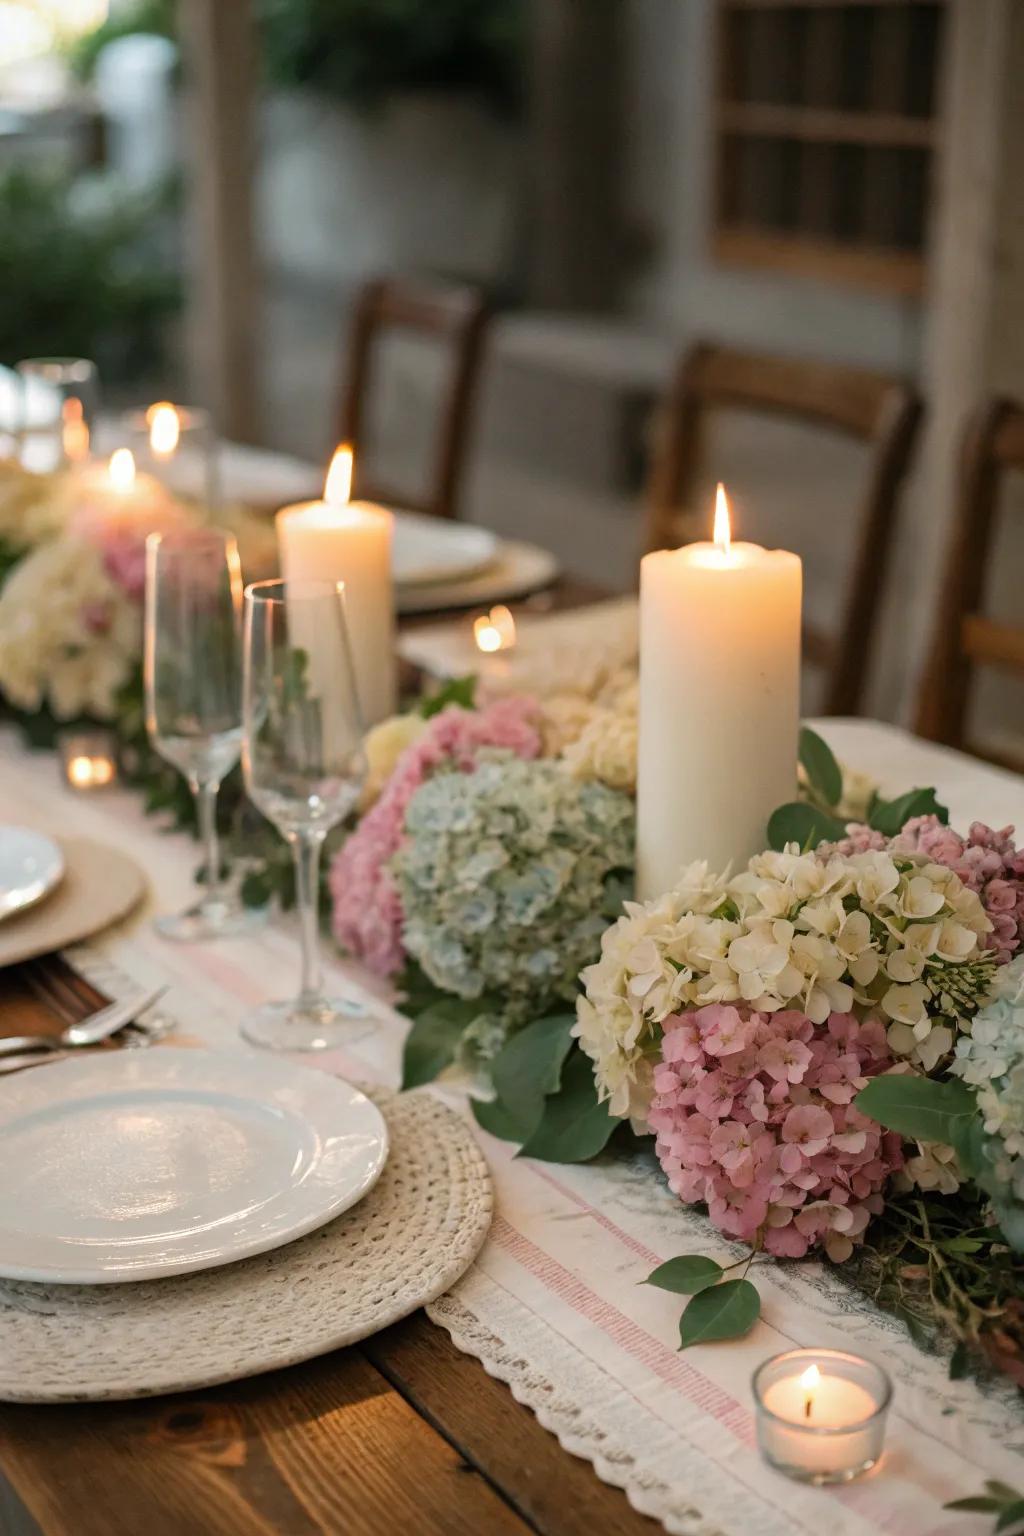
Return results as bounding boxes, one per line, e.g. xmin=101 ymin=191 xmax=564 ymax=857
xmin=0 ymin=1050 xmax=388 ymax=1284
xmin=397 ymin=539 xmax=560 ymax=615
xmin=0 ymin=826 xmax=64 ymax=924
xmin=392 ymin=510 xmax=498 ymax=587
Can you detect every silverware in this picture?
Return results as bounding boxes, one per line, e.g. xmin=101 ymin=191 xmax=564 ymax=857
xmin=0 ymin=986 xmax=168 ymax=1058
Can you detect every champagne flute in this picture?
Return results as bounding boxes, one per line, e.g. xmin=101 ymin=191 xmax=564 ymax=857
xmin=145 ymin=527 xmax=256 ymax=940
xmin=241 ymin=578 xmax=369 ymax=1050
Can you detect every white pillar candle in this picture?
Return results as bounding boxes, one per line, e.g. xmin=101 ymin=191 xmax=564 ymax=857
xmin=276 ymin=446 xmax=396 ymax=726
xmin=636 ymin=486 xmax=801 ymax=899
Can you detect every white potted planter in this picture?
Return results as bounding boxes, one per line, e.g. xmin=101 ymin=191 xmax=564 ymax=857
xmin=258 ymin=88 xmax=522 ymax=287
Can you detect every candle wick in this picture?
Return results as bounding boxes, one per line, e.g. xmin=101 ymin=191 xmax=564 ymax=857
xmin=804 ymin=1397 xmax=812 ymax=1420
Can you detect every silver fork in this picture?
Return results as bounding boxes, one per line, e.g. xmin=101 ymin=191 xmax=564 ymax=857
xmin=22 ymin=964 xmax=176 ymax=1049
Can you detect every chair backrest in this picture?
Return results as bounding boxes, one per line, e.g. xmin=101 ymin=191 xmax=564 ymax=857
xmin=916 ymin=398 xmax=1024 ymax=771
xmin=647 ymin=341 xmax=923 ymax=716
xmin=337 ymin=276 xmax=491 ymax=522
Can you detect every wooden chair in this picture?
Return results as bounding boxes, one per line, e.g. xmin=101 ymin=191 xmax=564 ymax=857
xmin=647 ymin=342 xmax=923 ymax=716
xmin=336 ymin=276 xmax=491 ymax=521
xmin=915 ymin=398 xmax=1024 ymax=771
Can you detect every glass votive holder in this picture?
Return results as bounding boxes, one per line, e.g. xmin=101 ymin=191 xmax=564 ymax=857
xmin=58 ymin=730 xmax=119 ymax=793
xmin=111 ymin=403 xmax=221 ymax=511
xmin=15 ymin=357 xmax=100 ymax=472
xmin=752 ymin=1348 xmax=892 ymax=1485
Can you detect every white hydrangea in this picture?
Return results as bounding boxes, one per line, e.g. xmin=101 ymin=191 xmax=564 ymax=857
xmin=0 ymin=458 xmax=67 ymax=551
xmin=0 ymin=535 xmax=139 ymax=719
xmin=578 ymin=844 xmax=996 ymax=1126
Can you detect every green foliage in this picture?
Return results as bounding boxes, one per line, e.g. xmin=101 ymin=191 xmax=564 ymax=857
xmin=643 ymin=1256 xmax=723 ymax=1296
xmin=677 ymin=1279 xmax=760 ymax=1349
xmin=854 ymin=1075 xmax=978 ymax=1150
xmin=401 ymin=996 xmax=485 ymax=1089
xmin=419 ymin=674 xmax=477 ymax=719
xmin=868 ymin=786 xmax=949 ymax=837
xmin=470 ymin=1012 xmax=574 ymax=1143
xmin=946 ymin=1483 xmax=1024 ymax=1532
xmin=767 ymin=800 xmax=846 ymax=852
xmin=64 ymin=0 xmax=176 ymax=80
xmin=771 ymin=723 xmax=949 ymax=851
xmin=0 ymin=167 xmax=179 ymax=381
xmin=799 ymin=725 xmax=842 ymax=807
xmin=258 ymin=0 xmax=525 ymax=117
xmin=487 ymin=1013 xmax=575 ymax=1136
xmin=518 ymin=1047 xmax=616 ymax=1163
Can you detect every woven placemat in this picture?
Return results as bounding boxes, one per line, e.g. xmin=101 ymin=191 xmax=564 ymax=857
xmin=0 ymin=1088 xmax=492 ymax=1403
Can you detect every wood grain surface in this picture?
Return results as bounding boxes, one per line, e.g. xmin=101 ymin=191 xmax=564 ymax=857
xmin=0 ymin=964 xmax=655 ymax=1536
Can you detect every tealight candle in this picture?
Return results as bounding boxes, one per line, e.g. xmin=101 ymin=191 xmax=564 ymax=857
xmin=753 ymin=1349 xmax=892 ymax=1484
xmin=58 ymin=730 xmax=118 ymax=792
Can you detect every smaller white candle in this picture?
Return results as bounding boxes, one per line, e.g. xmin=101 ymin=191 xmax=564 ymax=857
xmin=753 ymin=1349 xmax=891 ymax=1484
xmin=276 ymin=446 xmax=396 ymax=726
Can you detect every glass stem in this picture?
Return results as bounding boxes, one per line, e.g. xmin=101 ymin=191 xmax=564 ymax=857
xmin=195 ymin=781 xmax=221 ymax=912
xmin=292 ymin=832 xmax=323 ymax=1003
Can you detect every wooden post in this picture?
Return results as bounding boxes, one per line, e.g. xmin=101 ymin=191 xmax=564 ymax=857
xmin=878 ymin=0 xmax=1024 ymax=720
xmin=179 ymin=0 xmax=260 ymax=443
xmin=525 ymin=0 xmax=623 ymax=310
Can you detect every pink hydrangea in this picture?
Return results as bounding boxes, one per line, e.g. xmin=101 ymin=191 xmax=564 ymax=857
xmin=892 ymin=816 xmax=1024 ymax=964
xmin=648 ymin=1004 xmax=903 ymax=1263
xmin=328 ymin=696 xmax=541 ymax=976
xmin=823 ymin=815 xmax=1024 ymax=965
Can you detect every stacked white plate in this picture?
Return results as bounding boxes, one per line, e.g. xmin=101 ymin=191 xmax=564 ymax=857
xmin=187 ymin=441 xmax=560 ymax=614
xmin=0 ymin=826 xmax=65 ymax=923
xmin=0 ymin=1050 xmax=388 ymax=1284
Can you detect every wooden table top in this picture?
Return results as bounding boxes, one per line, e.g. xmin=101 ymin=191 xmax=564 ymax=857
xmin=0 ymin=574 xmax=656 ymax=1536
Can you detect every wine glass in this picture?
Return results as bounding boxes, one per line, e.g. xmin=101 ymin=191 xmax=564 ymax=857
xmin=241 ymin=578 xmax=370 ymax=1050
xmin=145 ymin=527 xmax=257 ymax=940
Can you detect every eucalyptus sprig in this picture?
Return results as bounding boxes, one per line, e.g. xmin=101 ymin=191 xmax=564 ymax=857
xmin=769 ymin=726 xmax=948 ymax=851
xmin=643 ymin=1252 xmax=762 ymax=1347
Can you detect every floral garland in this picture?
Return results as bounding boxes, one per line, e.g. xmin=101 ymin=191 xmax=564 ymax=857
xmin=5 ymin=453 xmax=1024 ymax=1399
xmin=334 ymin=695 xmax=1024 ymax=1382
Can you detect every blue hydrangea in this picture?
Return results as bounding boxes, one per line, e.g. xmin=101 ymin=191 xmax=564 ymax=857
xmin=394 ymin=756 xmax=634 ymax=1035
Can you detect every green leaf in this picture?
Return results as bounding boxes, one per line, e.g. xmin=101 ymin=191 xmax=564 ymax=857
xmin=678 ymin=1279 xmax=760 ymax=1348
xmin=518 ymin=1048 xmax=616 ymax=1164
xmin=644 ymin=1256 xmax=723 ymax=1295
xmin=989 ymin=1483 xmax=1024 ymax=1504
xmin=945 ymin=1497 xmax=1003 ymax=1513
xmin=767 ymin=801 xmax=846 ymax=852
xmin=948 ymin=1341 xmax=969 ymax=1380
xmin=401 ymin=999 xmax=482 ymax=1089
xmin=996 ymin=1501 xmax=1024 ymax=1533
xmin=869 ymin=786 xmax=949 ymax=836
xmin=420 ymin=675 xmax=477 ymax=719
xmin=492 ymin=1013 xmax=576 ymax=1124
xmin=854 ymin=1075 xmax=977 ymax=1147
xmin=471 ymin=1094 xmax=532 ymax=1142
xmin=395 ymin=961 xmax=445 ymax=1018
xmin=799 ymin=726 xmax=843 ymax=807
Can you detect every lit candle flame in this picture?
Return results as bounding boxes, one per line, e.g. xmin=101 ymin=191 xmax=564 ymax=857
xmin=109 ymin=448 xmax=136 ymax=492
xmin=324 ymin=444 xmax=354 ymax=507
xmin=68 ymin=756 xmax=114 ymax=789
xmin=147 ymin=402 xmax=180 ymax=457
xmin=713 ymin=482 xmax=731 ymax=559
xmin=800 ymin=1363 xmax=820 ymax=1419
xmin=473 ymin=605 xmax=517 ymax=655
